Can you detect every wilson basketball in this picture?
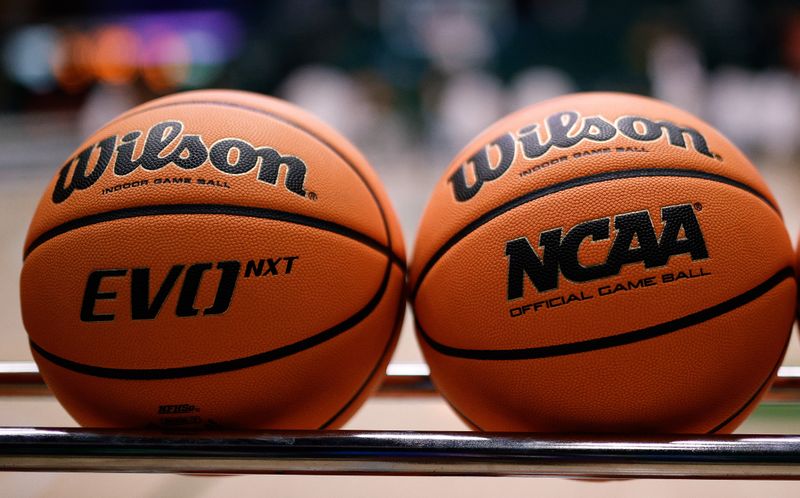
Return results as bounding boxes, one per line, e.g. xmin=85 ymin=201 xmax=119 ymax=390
xmin=410 ymin=92 xmax=796 ymax=433
xmin=20 ymin=90 xmax=405 ymax=429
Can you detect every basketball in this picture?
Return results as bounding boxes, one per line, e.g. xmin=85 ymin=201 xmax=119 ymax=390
xmin=20 ymin=89 xmax=406 ymax=429
xmin=410 ymin=92 xmax=796 ymax=433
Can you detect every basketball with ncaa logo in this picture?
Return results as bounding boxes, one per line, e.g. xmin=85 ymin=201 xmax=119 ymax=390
xmin=410 ymin=92 xmax=796 ymax=433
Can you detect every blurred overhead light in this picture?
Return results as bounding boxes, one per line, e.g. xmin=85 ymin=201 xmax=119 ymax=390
xmin=3 ymin=25 xmax=58 ymax=93
xmin=92 ymin=25 xmax=140 ymax=85
xmin=508 ymin=67 xmax=576 ymax=111
xmin=437 ymin=70 xmax=504 ymax=146
xmin=2 ymin=10 xmax=243 ymax=94
xmin=51 ymin=29 xmax=95 ymax=93
xmin=381 ymin=0 xmax=510 ymax=72
xmin=141 ymin=30 xmax=190 ymax=92
xmin=280 ymin=65 xmax=375 ymax=141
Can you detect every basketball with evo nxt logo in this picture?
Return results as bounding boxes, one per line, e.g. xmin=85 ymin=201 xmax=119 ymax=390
xmin=410 ymin=92 xmax=796 ymax=433
xmin=20 ymin=89 xmax=406 ymax=430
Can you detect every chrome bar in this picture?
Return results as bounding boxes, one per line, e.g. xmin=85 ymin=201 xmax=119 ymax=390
xmin=1 ymin=428 xmax=800 ymax=477
xmin=0 ymin=362 xmax=798 ymax=401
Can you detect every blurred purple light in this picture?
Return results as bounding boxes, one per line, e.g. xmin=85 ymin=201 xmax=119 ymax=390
xmin=117 ymin=10 xmax=243 ymax=67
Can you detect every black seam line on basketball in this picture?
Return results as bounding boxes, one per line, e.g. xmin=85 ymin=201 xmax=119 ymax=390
xmin=707 ymin=323 xmax=793 ymax=434
xmin=23 ymin=204 xmax=404 ymax=270
xmin=410 ymin=168 xmax=781 ymax=301
xmin=707 ymin=361 xmax=778 ymax=434
xmin=29 ymin=252 xmax=394 ymax=380
xmin=318 ymin=268 xmax=406 ymax=429
xmin=415 ymin=267 xmax=794 ymax=361
xmin=436 ymin=388 xmax=485 ymax=431
xmin=98 ymin=98 xmax=396 ymax=260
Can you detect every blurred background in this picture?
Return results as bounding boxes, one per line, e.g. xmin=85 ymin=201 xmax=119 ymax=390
xmin=2 ymin=0 xmax=800 ymax=496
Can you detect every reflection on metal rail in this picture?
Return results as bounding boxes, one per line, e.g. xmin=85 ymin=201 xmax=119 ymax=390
xmin=2 ymin=428 xmax=800 ymax=478
xmin=1 ymin=363 xmax=800 ymax=478
xmin=2 ymin=362 xmax=800 ymax=401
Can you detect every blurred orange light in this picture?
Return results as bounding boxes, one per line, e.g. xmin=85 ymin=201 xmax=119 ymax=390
xmin=784 ymin=14 xmax=800 ymax=73
xmin=51 ymin=29 xmax=95 ymax=92
xmin=141 ymin=30 xmax=190 ymax=93
xmin=91 ymin=24 xmax=140 ymax=85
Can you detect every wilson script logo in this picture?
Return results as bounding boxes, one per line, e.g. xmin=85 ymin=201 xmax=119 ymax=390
xmin=449 ymin=111 xmax=717 ymax=202
xmin=52 ymin=121 xmax=309 ymax=203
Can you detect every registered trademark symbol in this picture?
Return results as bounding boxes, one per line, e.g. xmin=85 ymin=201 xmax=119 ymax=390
xmin=694 ymin=202 xmax=703 ymax=211
xmin=308 ymin=191 xmax=318 ymax=201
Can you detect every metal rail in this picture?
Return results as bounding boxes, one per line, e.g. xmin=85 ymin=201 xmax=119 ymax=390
xmin=1 ymin=362 xmax=799 ymax=477
xmin=2 ymin=428 xmax=800 ymax=478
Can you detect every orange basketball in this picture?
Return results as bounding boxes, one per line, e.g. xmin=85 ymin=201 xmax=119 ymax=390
xmin=20 ymin=90 xmax=406 ymax=429
xmin=410 ymin=92 xmax=796 ymax=433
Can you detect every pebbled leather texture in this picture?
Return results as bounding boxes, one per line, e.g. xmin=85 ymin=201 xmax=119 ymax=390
xmin=411 ymin=92 xmax=796 ymax=433
xmin=21 ymin=89 xmax=406 ymax=430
